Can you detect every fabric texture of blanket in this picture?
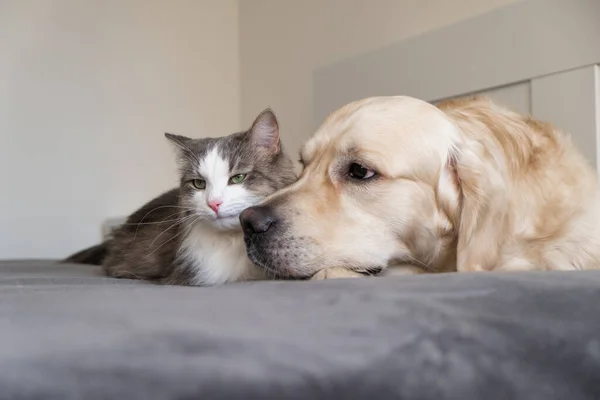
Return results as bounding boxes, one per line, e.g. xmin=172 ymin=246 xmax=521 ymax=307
xmin=1 ymin=260 xmax=599 ymax=399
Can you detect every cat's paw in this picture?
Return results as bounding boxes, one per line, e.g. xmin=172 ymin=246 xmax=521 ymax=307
xmin=310 ymin=267 xmax=365 ymax=280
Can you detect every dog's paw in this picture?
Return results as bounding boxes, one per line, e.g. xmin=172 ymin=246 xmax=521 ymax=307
xmin=310 ymin=267 xmax=365 ymax=280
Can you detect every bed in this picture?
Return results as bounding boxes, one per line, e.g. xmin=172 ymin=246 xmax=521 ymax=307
xmin=1 ymin=260 xmax=599 ymax=399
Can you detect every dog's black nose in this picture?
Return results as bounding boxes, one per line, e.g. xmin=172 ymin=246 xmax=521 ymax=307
xmin=239 ymin=206 xmax=277 ymax=235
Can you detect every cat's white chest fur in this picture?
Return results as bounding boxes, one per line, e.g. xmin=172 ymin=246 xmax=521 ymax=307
xmin=180 ymin=224 xmax=265 ymax=286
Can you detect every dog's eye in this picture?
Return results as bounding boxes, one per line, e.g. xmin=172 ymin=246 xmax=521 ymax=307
xmin=349 ymin=163 xmax=376 ymax=180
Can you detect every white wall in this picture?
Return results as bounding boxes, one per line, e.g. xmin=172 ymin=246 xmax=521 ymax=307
xmin=0 ymin=0 xmax=240 ymax=258
xmin=0 ymin=0 xmax=527 ymax=259
xmin=239 ymin=0 xmax=521 ymax=157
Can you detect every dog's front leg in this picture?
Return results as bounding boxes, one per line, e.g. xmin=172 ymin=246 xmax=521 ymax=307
xmin=310 ymin=267 xmax=365 ymax=280
xmin=383 ymin=264 xmax=427 ymax=275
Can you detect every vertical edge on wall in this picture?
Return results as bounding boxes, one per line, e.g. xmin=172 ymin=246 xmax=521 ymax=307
xmin=531 ymin=65 xmax=599 ymax=170
xmin=595 ymin=65 xmax=600 ymax=177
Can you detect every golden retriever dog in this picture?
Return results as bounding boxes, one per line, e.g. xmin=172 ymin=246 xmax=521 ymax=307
xmin=239 ymin=96 xmax=600 ymax=280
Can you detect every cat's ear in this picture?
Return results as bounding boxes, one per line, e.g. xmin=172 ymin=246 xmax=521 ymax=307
xmin=249 ymin=108 xmax=280 ymax=154
xmin=165 ymin=133 xmax=195 ymax=161
xmin=165 ymin=133 xmax=192 ymax=148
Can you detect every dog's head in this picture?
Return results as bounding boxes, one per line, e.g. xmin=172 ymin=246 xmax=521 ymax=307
xmin=240 ymin=96 xmax=468 ymax=278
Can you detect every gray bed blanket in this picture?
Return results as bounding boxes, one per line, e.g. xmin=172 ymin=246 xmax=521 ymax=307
xmin=1 ymin=260 xmax=599 ymax=399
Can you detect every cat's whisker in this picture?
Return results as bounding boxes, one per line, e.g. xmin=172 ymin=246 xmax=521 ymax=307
xmin=122 ymin=218 xmax=186 ymax=226
xmin=134 ymin=207 xmax=194 ymax=225
xmin=132 ymin=210 xmax=189 ymax=242
xmin=132 ymin=205 xmax=196 ymax=240
xmin=172 ymin=214 xmax=201 ymax=241
xmin=405 ymin=254 xmax=433 ymax=272
xmin=180 ymin=216 xmax=201 ymax=238
xmin=136 ymin=205 xmax=196 ymax=222
xmin=144 ymin=215 xmax=200 ymax=260
xmin=120 ymin=271 xmax=149 ymax=281
xmin=147 ymin=213 xmax=198 ymax=249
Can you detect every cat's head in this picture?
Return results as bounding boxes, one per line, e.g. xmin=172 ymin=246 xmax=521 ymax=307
xmin=165 ymin=109 xmax=297 ymax=231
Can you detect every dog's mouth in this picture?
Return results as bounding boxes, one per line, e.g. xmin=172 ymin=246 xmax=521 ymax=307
xmin=246 ymin=248 xmax=309 ymax=281
xmin=244 ymin=234 xmax=386 ymax=279
xmin=356 ymin=266 xmax=385 ymax=276
xmin=242 ymin=235 xmax=313 ymax=280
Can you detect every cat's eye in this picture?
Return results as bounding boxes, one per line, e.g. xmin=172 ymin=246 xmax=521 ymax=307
xmin=229 ymin=173 xmax=247 ymax=185
xmin=191 ymin=179 xmax=206 ymax=190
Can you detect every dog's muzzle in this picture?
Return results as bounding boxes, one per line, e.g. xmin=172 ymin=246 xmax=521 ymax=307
xmin=239 ymin=205 xmax=290 ymax=276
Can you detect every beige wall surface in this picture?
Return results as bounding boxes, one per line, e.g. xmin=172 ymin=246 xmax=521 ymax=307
xmin=239 ymin=0 xmax=521 ymax=158
xmin=0 ymin=0 xmax=240 ymax=258
xmin=0 ymin=0 xmax=525 ymax=258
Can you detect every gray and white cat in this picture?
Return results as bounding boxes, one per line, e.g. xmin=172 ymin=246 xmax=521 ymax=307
xmin=65 ymin=109 xmax=297 ymax=286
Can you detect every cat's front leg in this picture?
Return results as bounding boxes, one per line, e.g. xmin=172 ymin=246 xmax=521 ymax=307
xmin=310 ymin=267 xmax=365 ymax=280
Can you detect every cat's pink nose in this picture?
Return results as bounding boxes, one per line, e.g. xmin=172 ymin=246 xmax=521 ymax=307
xmin=208 ymin=199 xmax=223 ymax=213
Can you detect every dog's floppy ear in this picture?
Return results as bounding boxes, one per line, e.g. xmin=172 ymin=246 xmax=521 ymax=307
xmin=451 ymin=139 xmax=510 ymax=272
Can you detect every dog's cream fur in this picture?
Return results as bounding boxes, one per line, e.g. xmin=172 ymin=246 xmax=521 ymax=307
xmin=249 ymin=96 xmax=600 ymax=279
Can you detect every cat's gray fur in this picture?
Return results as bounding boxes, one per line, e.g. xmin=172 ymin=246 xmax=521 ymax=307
xmin=65 ymin=109 xmax=297 ymax=286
